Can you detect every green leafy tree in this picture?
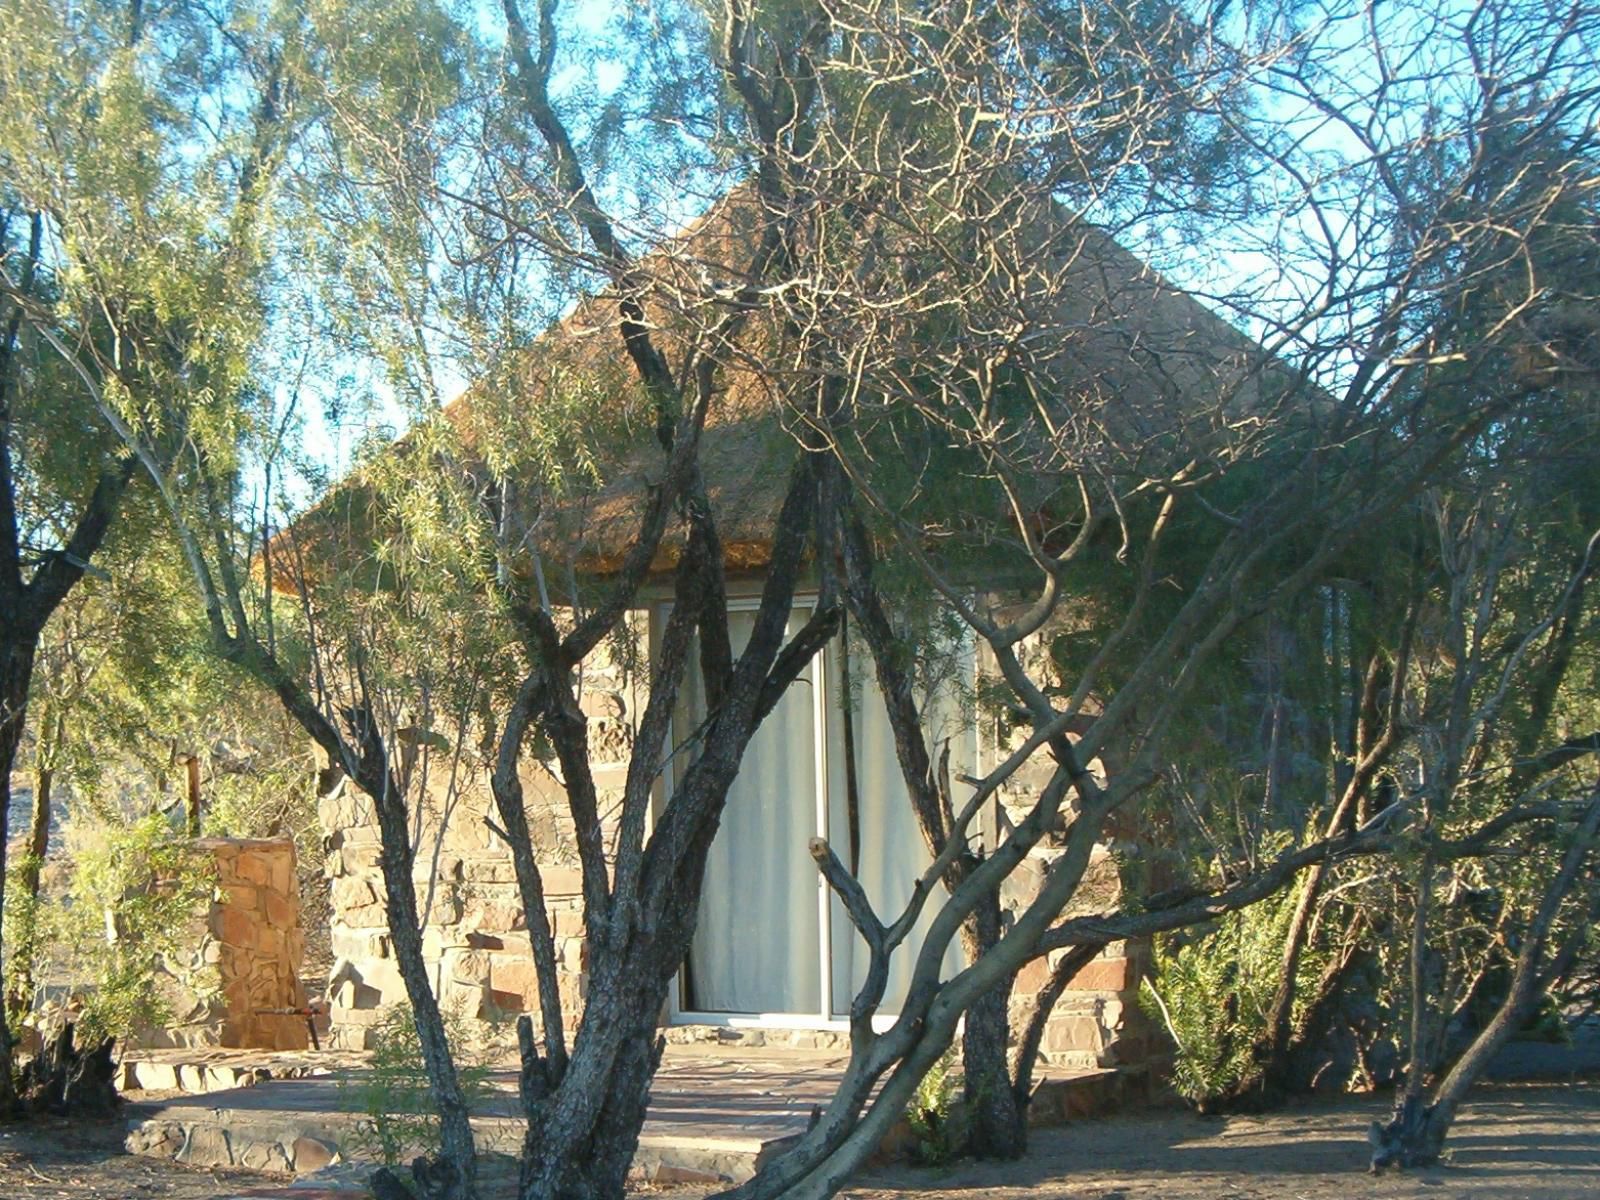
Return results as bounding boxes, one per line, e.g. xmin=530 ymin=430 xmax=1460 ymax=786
xmin=0 ymin=0 xmax=313 ymax=1108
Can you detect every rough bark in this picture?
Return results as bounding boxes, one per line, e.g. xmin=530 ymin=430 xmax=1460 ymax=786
xmin=344 ymin=704 xmax=481 ymax=1200
xmin=0 ymin=642 xmax=36 ymax=1114
xmin=4 ymin=761 xmax=52 ymax=1026
xmin=489 ymin=463 xmax=828 ymax=1200
xmin=1371 ymin=791 xmax=1600 ymax=1170
xmin=14 ymin=1022 xmax=119 ymax=1117
xmin=1011 ymin=943 xmax=1104 ymax=1107
xmin=958 ymin=896 xmax=1027 ymax=1159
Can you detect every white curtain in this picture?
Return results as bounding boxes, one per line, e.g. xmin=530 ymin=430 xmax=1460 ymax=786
xmin=684 ymin=609 xmax=822 ymax=1014
xmin=680 ymin=607 xmax=972 ymax=1020
xmin=825 ymin=632 xmax=971 ymax=1018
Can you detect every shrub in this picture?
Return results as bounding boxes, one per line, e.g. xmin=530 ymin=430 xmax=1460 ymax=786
xmin=1140 ymin=887 xmax=1318 ymax=1107
xmin=339 ymin=1001 xmax=505 ymax=1172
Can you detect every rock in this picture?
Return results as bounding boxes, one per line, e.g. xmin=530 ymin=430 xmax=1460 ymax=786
xmin=290 ymin=1135 xmax=339 ymax=1174
xmin=654 ymin=1164 xmax=734 ymax=1185
xmin=176 ymin=1124 xmax=234 ymax=1167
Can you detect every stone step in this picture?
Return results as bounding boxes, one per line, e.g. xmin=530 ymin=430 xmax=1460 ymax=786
xmin=121 ymin=1049 xmax=364 ymax=1095
xmin=125 ymin=1082 xmax=788 ymax=1185
xmin=124 ymin=1053 xmax=1139 ymax=1186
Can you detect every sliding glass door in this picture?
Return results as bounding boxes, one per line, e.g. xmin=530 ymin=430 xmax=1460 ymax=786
xmin=682 ymin=606 xmax=825 ymax=1015
xmin=671 ymin=601 xmax=971 ymax=1026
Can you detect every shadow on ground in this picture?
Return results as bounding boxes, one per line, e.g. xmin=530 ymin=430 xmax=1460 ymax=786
xmin=852 ymin=1081 xmax=1600 ymax=1200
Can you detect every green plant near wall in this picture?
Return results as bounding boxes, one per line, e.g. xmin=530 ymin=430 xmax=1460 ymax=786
xmin=339 ymin=1002 xmax=506 ymax=1173
xmin=2 ymin=848 xmax=48 ymax=1029
xmin=1140 ymin=884 xmax=1326 ymax=1108
xmin=906 ymin=1046 xmax=967 ymax=1166
xmin=34 ymin=811 xmax=219 ymax=1046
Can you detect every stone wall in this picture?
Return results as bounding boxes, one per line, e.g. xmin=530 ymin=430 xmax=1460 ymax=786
xmin=319 ymin=614 xmax=645 ymax=1050
xmin=985 ymin=611 xmax=1159 ymax=1077
xmin=133 ymin=836 xmax=309 ymax=1051
xmin=315 ymin=604 xmax=1157 ymax=1080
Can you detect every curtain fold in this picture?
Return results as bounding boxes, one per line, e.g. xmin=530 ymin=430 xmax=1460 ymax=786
xmin=826 ymin=634 xmax=971 ymax=1018
xmin=685 ymin=609 xmax=821 ymax=1014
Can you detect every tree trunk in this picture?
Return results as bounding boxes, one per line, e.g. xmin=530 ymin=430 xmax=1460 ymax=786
xmin=959 ymin=895 xmax=1026 ymax=1159
xmin=15 ymin=1022 xmax=119 ymax=1117
xmin=369 ymin=786 xmax=480 ymax=1200
xmin=183 ymin=755 xmax=202 ymax=837
xmin=1011 ymin=943 xmax=1104 ymax=1109
xmin=5 ymin=762 xmax=51 ymax=1026
xmin=1371 ymin=793 xmax=1600 ymax=1170
xmin=0 ymin=633 xmax=40 ymax=1117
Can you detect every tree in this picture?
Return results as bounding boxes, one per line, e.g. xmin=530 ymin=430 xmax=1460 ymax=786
xmin=1368 ymin=396 xmax=1600 ymax=1167
xmin=12 ymin=0 xmax=1593 ymax=1195
xmin=1157 ymin=0 xmax=1600 ymax=1124
xmin=3 ymin=512 xmax=314 ymax=1040
xmin=0 ymin=0 xmax=309 ymax=1109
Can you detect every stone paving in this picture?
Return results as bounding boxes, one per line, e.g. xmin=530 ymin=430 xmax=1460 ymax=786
xmin=124 ymin=1042 xmax=1125 ymax=1190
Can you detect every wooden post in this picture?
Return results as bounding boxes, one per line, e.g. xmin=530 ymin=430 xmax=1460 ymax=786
xmin=182 ymin=753 xmax=202 ymax=837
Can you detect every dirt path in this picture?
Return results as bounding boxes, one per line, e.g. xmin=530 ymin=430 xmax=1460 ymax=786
xmin=854 ymin=1081 xmax=1600 ymax=1200
xmin=0 ymin=1082 xmax=1596 ymax=1198
xmin=0 ymin=1116 xmax=267 ymax=1199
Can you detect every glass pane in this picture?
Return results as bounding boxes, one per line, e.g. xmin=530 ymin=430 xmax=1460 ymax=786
xmin=826 ymin=633 xmax=970 ymax=1018
xmin=683 ymin=608 xmax=823 ymax=1015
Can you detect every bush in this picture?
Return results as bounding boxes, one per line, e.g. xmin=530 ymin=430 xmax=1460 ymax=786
xmin=906 ymin=1046 xmax=965 ymax=1166
xmin=1140 ymin=887 xmax=1319 ymax=1107
xmin=339 ymin=1001 xmax=505 ymax=1171
xmin=46 ymin=811 xmax=216 ymax=1046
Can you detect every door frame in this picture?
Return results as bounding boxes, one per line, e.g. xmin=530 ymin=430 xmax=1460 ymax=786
xmin=656 ymin=595 xmax=975 ymax=1033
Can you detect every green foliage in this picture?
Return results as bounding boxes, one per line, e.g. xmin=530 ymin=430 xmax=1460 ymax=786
xmin=45 ymin=812 xmax=215 ymax=1046
xmin=906 ymin=1046 xmax=964 ymax=1167
xmin=1 ymin=849 xmax=47 ymax=1026
xmin=1141 ymin=886 xmax=1322 ymax=1107
xmin=338 ymin=1002 xmax=504 ymax=1170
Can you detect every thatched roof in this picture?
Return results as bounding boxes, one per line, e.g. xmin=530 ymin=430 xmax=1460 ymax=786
xmin=271 ymin=189 xmax=1283 ymax=591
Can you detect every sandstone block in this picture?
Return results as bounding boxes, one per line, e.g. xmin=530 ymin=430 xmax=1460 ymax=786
xmin=490 ymin=958 xmax=540 ymax=1003
xmin=235 ymin=1137 xmax=291 ymax=1172
xmin=444 ymin=949 xmax=492 ymax=986
xmin=234 ymin=852 xmax=274 ymax=887
xmin=551 ymin=908 xmax=584 ymax=937
xmin=176 ymin=1125 xmax=233 ymax=1167
xmin=331 ymin=877 xmax=380 ymax=914
xmin=130 ymin=1061 xmax=181 ymax=1091
xmin=471 ymin=902 xmax=528 ymax=933
xmin=1043 ymin=1015 xmax=1109 ymax=1055
xmin=126 ymin=1121 xmax=184 ymax=1157
xmin=264 ymin=890 xmax=296 ymax=928
xmin=218 ymin=907 xmax=257 ymax=949
xmin=464 ymin=859 xmax=516 ymax=884
xmin=256 ymin=925 xmax=285 ymax=958
xmin=290 ymin=1135 xmax=338 ymax=1174
xmin=541 ymin=866 xmax=583 ymax=896
xmin=557 ymin=936 xmax=588 ymax=973
xmin=1065 ymin=957 xmax=1136 ymax=993
xmin=269 ymin=855 xmax=293 ymax=895
xmin=1014 ymin=956 xmax=1051 ymax=993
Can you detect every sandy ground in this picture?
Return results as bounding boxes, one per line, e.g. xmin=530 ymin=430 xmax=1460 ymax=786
xmin=0 ymin=1117 xmax=266 ymax=1199
xmin=0 ymin=1082 xmax=1596 ymax=1199
xmin=854 ymin=1081 xmax=1600 ymax=1200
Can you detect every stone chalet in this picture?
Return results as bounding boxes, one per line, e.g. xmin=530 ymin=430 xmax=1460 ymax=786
xmin=285 ymin=194 xmax=1274 ymax=1091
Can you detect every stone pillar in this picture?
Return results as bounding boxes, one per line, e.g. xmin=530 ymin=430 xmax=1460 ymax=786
xmin=131 ymin=836 xmax=309 ymax=1051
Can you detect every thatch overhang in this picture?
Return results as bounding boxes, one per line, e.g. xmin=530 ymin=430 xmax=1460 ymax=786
xmin=267 ymin=190 xmax=1296 ymax=596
